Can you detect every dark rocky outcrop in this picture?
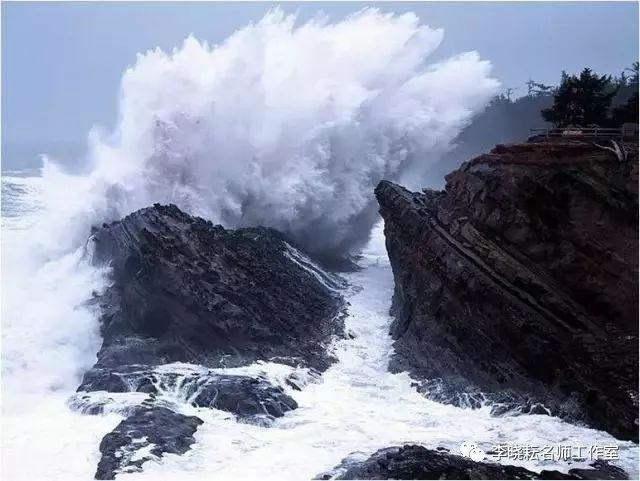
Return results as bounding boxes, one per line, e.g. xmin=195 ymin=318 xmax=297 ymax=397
xmin=95 ymin=405 xmax=202 ymax=480
xmin=376 ymin=140 xmax=639 ymax=441
xmin=323 ymin=445 xmax=627 ymax=480
xmin=88 ymin=203 xmax=345 ymax=372
xmin=76 ymin=203 xmax=346 ymax=478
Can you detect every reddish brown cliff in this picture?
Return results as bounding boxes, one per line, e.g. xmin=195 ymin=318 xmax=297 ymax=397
xmin=376 ymin=140 xmax=639 ymax=441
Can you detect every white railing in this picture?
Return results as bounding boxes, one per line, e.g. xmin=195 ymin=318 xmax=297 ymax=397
xmin=529 ymin=127 xmax=625 ymax=138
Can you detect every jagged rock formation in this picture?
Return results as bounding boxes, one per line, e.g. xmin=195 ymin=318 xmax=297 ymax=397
xmin=87 ymin=203 xmax=345 ymax=373
xmin=75 ymin=203 xmax=346 ymax=479
xmin=376 ymin=140 xmax=639 ymax=441
xmin=322 ymin=445 xmax=627 ymax=480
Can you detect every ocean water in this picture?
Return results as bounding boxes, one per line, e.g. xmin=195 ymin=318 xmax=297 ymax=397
xmin=1 ymin=172 xmax=638 ymax=480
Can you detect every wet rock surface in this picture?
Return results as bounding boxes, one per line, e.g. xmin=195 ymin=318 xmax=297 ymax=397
xmin=376 ymin=140 xmax=639 ymax=441
xmin=95 ymin=405 xmax=202 ymax=480
xmin=189 ymin=374 xmax=297 ymax=418
xmin=324 ymin=445 xmax=628 ymax=480
xmin=88 ymin=203 xmax=345 ymax=372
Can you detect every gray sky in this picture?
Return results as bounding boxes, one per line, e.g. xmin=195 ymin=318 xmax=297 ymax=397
xmin=2 ymin=1 xmax=638 ymax=166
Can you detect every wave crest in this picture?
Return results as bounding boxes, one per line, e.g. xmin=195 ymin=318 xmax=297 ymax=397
xmin=41 ymin=8 xmax=499 ymax=257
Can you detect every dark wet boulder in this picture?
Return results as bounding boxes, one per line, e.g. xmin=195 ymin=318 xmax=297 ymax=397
xmin=376 ymin=140 xmax=639 ymax=441
xmin=95 ymin=406 xmax=202 ymax=480
xmin=79 ymin=368 xmax=130 ymax=393
xmin=325 ymin=445 xmax=627 ymax=480
xmin=191 ymin=375 xmax=297 ymax=418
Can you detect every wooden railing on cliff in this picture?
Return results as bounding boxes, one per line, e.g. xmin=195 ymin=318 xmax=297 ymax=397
xmin=529 ymin=127 xmax=627 ymax=139
xmin=528 ymin=126 xmax=638 ymax=161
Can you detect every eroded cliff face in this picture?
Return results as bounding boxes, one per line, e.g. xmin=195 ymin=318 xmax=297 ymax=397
xmin=376 ymin=140 xmax=639 ymax=441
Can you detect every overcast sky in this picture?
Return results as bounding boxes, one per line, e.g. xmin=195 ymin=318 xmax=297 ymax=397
xmin=2 ymin=1 xmax=638 ymax=163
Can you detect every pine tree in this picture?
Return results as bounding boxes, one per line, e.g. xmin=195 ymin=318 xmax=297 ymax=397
xmin=541 ymin=68 xmax=616 ymax=127
xmin=611 ymin=62 xmax=639 ymax=125
xmin=526 ymin=79 xmax=553 ymax=97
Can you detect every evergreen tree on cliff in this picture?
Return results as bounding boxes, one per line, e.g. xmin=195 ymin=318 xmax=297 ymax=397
xmin=542 ymin=68 xmax=616 ymax=127
xmin=612 ymin=61 xmax=639 ymax=124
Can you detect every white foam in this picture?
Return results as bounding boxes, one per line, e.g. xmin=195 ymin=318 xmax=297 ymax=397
xmin=32 ymin=8 xmax=499 ymax=258
xmin=1 ymin=395 xmax=121 ymax=481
